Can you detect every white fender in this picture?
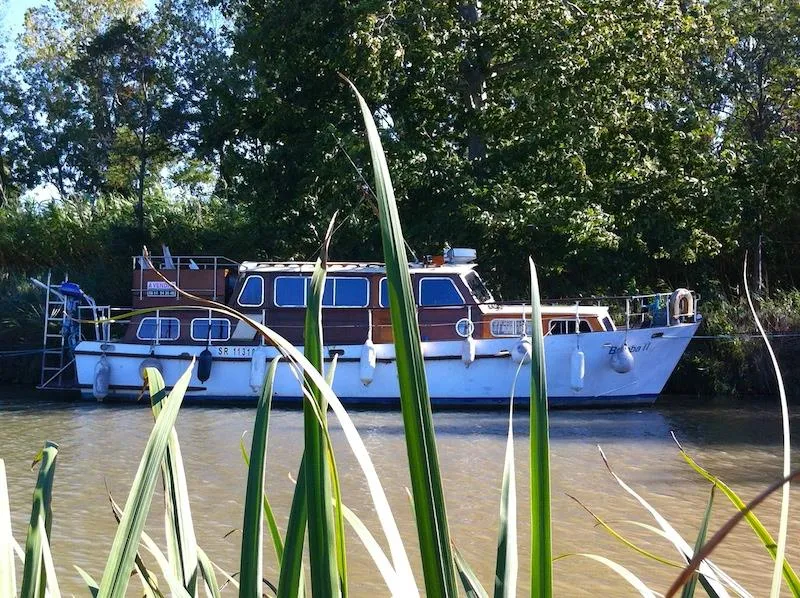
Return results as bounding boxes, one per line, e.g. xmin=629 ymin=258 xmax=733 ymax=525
xmin=511 ymin=336 xmax=532 ymax=364
xmin=249 ymin=347 xmax=270 ymax=392
xmin=360 ymin=339 xmax=377 ymax=386
xmin=93 ymin=355 xmax=110 ymax=401
xmin=461 ymin=336 xmax=476 ymax=367
xmin=610 ymin=343 xmax=634 ymax=374
xmin=570 ymin=348 xmax=585 ymax=391
xmin=138 ymin=356 xmax=163 ymax=379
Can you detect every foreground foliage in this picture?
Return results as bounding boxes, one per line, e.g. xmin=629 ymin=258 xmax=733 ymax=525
xmin=0 ymin=83 xmax=796 ymax=598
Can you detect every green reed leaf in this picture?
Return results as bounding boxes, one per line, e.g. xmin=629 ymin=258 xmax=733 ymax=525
xmin=97 ymin=361 xmax=192 ymax=598
xmin=240 ymin=356 xmax=280 ymax=597
xmin=529 ymin=258 xmax=552 ymax=598
xmin=74 ymin=566 xmax=99 ymax=598
xmin=454 ymin=546 xmax=489 ymax=598
xmin=682 ymin=487 xmax=715 ymax=598
xmin=303 ymin=256 xmax=342 ymax=597
xmin=674 ymin=435 xmax=800 ymax=596
xmin=277 ymin=455 xmax=308 ymax=598
xmin=239 ymin=433 xmax=285 ymax=566
xmin=145 ymin=367 xmax=198 ymax=596
xmin=196 ymin=547 xmax=222 ymax=598
xmin=554 ymin=554 xmax=656 ymax=597
xmin=494 ymin=365 xmax=521 ymax=598
xmin=20 ymin=441 xmax=58 ymax=598
xmin=345 ymin=73 xmax=457 ymax=598
xmin=0 ymin=460 xmax=16 ymax=598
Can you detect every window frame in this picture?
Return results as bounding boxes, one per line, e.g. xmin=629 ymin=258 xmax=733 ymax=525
xmin=190 ymin=317 xmax=232 ymax=342
xmin=237 ymin=275 xmax=265 ymax=307
xmin=136 ymin=317 xmax=181 ymax=341
xmin=547 ymin=318 xmax=593 ymax=335
xmin=274 ymin=275 xmax=370 ymax=308
xmin=418 ymin=276 xmax=466 ymax=308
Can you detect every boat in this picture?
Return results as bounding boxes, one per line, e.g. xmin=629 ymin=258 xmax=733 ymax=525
xmin=33 ymin=247 xmax=701 ymax=407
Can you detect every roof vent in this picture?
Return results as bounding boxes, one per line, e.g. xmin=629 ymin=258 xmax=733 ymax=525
xmin=444 ymin=248 xmax=477 ymax=264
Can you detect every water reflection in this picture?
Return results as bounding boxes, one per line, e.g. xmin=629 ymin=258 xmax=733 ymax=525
xmin=0 ymin=389 xmax=797 ymax=596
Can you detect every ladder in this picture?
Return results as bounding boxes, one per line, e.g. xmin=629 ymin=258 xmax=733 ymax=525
xmin=35 ymin=272 xmax=76 ymax=390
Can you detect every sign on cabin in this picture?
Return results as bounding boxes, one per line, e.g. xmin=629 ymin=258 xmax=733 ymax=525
xmin=146 ymin=281 xmax=177 ymax=298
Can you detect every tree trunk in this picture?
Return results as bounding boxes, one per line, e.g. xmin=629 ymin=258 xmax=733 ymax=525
xmin=459 ymin=2 xmax=488 ymax=161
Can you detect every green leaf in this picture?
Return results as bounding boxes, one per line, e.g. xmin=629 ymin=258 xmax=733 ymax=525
xmin=302 ymin=255 xmax=342 ymax=597
xmin=97 ymin=360 xmax=193 ymax=598
xmin=239 ymin=356 xmax=281 ymax=597
xmin=554 ymin=554 xmax=656 ymax=597
xmin=0 ymin=460 xmax=16 ymax=598
xmin=682 ymin=487 xmax=715 ymax=598
xmin=345 ymin=73 xmax=457 ymax=598
xmin=494 ymin=366 xmax=521 ymax=598
xmin=196 ymin=547 xmax=222 ymax=598
xmin=454 ymin=546 xmax=489 ymax=598
xmin=145 ymin=367 xmax=198 ymax=596
xmin=276 ymin=456 xmax=308 ymax=598
xmin=529 ymin=259 xmax=552 ymax=598
xmin=74 ymin=566 xmax=100 ymax=598
xmin=20 ymin=441 xmax=58 ymax=598
xmin=675 ymin=437 xmax=800 ymax=596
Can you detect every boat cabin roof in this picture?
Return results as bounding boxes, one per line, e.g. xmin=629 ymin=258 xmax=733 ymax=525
xmin=239 ymin=261 xmax=478 ymax=275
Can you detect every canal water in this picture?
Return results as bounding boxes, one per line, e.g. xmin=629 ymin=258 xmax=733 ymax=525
xmin=1 ymin=390 xmax=798 ymax=596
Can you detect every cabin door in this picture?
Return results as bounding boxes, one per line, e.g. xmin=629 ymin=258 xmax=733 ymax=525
xmin=416 ymin=277 xmax=470 ymax=342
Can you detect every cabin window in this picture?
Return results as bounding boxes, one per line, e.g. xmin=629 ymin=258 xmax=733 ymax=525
xmin=379 ymin=278 xmax=389 ymax=308
xmin=419 ymin=278 xmax=464 ymax=307
xmin=601 ymin=316 xmax=615 ymax=331
xmin=490 ymin=319 xmax=532 ymax=337
xmin=330 ymin=277 xmax=369 ymax=307
xmin=548 ymin=319 xmax=592 ymax=335
xmin=190 ymin=318 xmax=231 ymax=342
xmin=463 ymin=271 xmax=493 ymax=303
xmin=274 ymin=277 xmax=306 ymax=307
xmin=238 ymin=276 xmax=264 ymax=307
xmin=275 ymin=276 xmax=369 ymax=308
xmin=137 ymin=317 xmax=180 ymax=341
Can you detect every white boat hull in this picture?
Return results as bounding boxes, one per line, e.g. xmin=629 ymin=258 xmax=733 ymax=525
xmin=73 ymin=322 xmax=699 ymax=407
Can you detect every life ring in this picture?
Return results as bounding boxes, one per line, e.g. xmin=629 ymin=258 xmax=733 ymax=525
xmin=669 ymin=288 xmax=694 ymax=320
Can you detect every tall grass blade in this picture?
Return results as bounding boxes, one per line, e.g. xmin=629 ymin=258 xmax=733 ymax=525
xmin=673 ymin=434 xmax=800 ymax=595
xmin=454 ymin=546 xmax=489 ymax=598
xmin=239 ymin=356 xmax=280 ymax=597
xmin=276 ymin=456 xmax=308 ymax=598
xmin=20 ymin=441 xmax=58 ymax=598
xmin=494 ymin=366 xmax=521 ymax=598
xmin=665 ymin=470 xmax=800 ymax=598
xmin=105 ymin=472 xmax=167 ymax=598
xmin=0 ymin=460 xmax=16 ymax=598
xmin=38 ymin=522 xmax=60 ymax=598
xmin=682 ymin=487 xmax=715 ymax=598
xmin=139 ymin=282 xmax=416 ymax=594
xmin=567 ymin=494 xmax=682 ymax=567
xmin=239 ymin=434 xmax=284 ymax=565
xmin=74 ymin=566 xmax=100 ymax=598
xmin=598 ymin=447 xmax=744 ymax=597
xmin=743 ymin=257 xmax=791 ymax=598
xmin=341 ymin=503 xmax=407 ymax=596
xmin=196 ymin=548 xmax=222 ymax=598
xmin=555 ymin=554 xmax=657 ymax=597
xmin=145 ymin=367 xmax=198 ymax=596
xmin=303 ymin=255 xmax=342 ymax=597
xmin=344 ymin=73 xmax=457 ymax=598
xmin=97 ymin=361 xmax=193 ymax=598
xmin=528 ymin=258 xmax=552 ymax=597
